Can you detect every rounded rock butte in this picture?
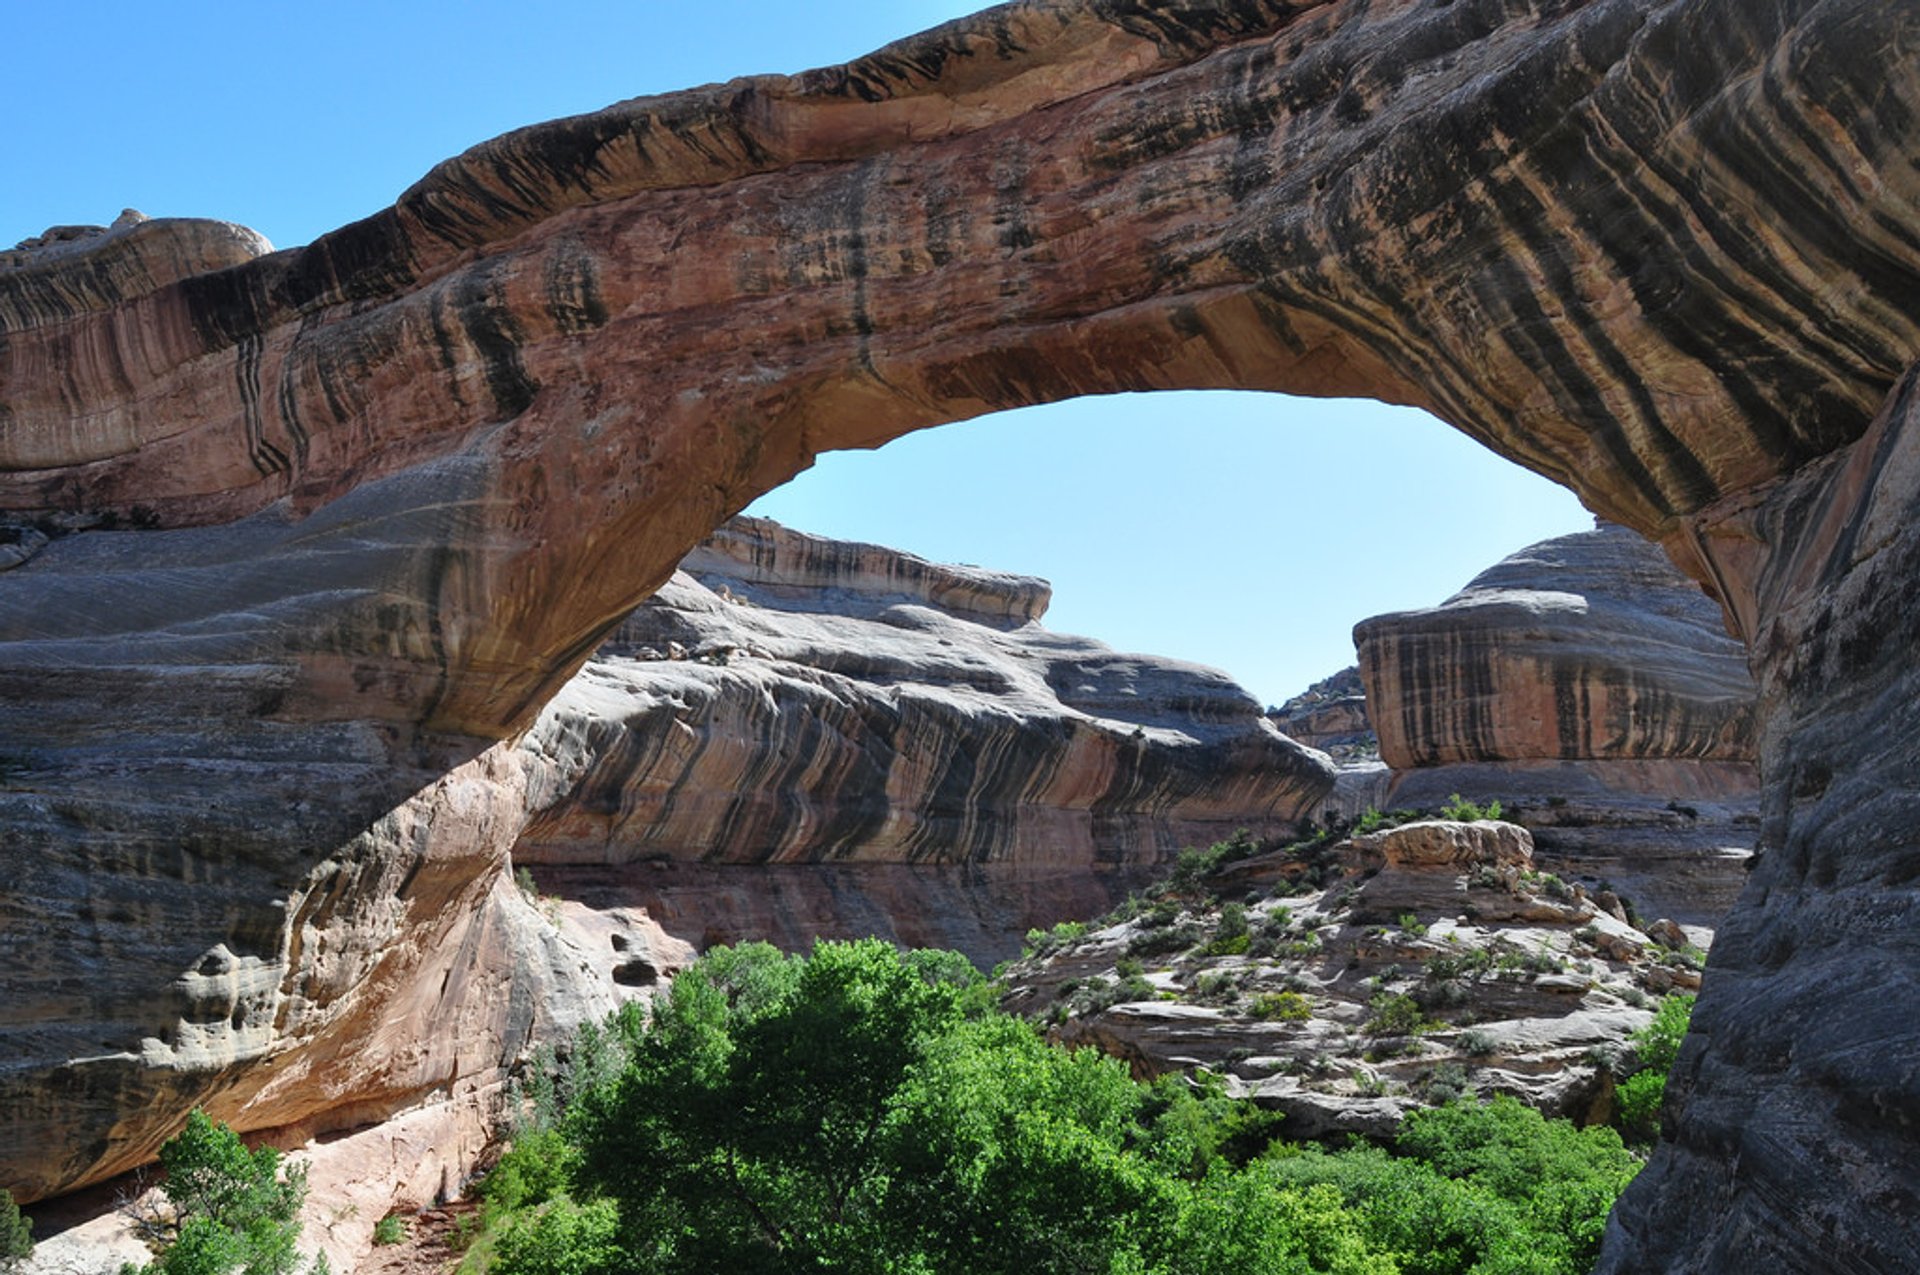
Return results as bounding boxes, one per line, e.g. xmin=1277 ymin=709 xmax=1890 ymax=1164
xmin=2 ymin=1 xmax=1919 ymax=1269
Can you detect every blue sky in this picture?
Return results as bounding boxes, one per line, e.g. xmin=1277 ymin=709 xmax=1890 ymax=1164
xmin=4 ymin=2 xmax=1592 ymax=707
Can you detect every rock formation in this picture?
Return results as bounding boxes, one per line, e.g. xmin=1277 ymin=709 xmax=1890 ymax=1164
xmin=1268 ymin=667 xmax=1373 ymax=755
xmin=1350 ymin=523 xmax=1761 ymax=925
xmin=2 ymin=0 xmax=1919 ymax=1267
xmin=1357 ymin=524 xmax=1758 ymax=770
xmin=1000 ymin=817 xmax=1707 ymax=1140
xmin=515 ymin=516 xmax=1331 ymax=963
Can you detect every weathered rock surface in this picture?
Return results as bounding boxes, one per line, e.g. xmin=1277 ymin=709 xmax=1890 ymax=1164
xmin=520 ymin=517 xmax=1328 ymax=864
xmin=1 ymin=0 xmax=1918 ymax=1266
xmin=513 ymin=517 xmax=1330 ymax=965
xmin=1597 ymin=366 xmax=1920 ymax=1272
xmin=1001 ymin=818 xmax=1704 ymax=1138
xmin=1388 ymin=760 xmax=1757 ymax=928
xmin=1268 ymin=667 xmax=1373 ymax=755
xmin=1357 ymin=524 xmax=1758 ymax=769
xmin=1345 ymin=523 xmax=1762 ymax=927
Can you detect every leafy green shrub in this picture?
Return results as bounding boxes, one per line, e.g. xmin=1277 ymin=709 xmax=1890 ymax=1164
xmin=372 ymin=1215 xmax=406 ymax=1247
xmin=1456 ymin=1030 xmax=1499 ymax=1057
xmin=1353 ymin=807 xmax=1419 ymax=835
xmin=0 ymin=1190 xmax=31 ymax=1274
xmin=490 ymin=1198 xmax=621 ymax=1275
xmin=1139 ymin=901 xmax=1182 ymax=930
xmin=1423 ymin=948 xmax=1495 ymax=982
xmin=1025 ymin=919 xmax=1088 ymax=956
xmin=141 ymin=1110 xmax=307 ymax=1275
xmin=1420 ymin=1064 xmax=1471 ymax=1105
xmin=1616 ymin=993 xmax=1695 ymax=1143
xmin=1248 ymin=991 xmax=1312 ymax=1022
xmin=1192 ymin=972 xmax=1242 ymax=1006
xmin=1363 ymin=993 xmax=1426 ymax=1037
xmin=1129 ymin=919 xmax=1205 ymax=957
xmin=479 ymin=1128 xmax=574 ymax=1218
xmin=1440 ymin=793 xmax=1503 ymax=822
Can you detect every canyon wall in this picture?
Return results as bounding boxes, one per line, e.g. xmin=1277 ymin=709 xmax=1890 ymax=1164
xmin=3 ymin=0 xmax=1920 ymax=1267
xmin=1357 ymin=524 xmax=1757 ymax=770
xmin=515 ymin=515 xmax=1330 ymax=962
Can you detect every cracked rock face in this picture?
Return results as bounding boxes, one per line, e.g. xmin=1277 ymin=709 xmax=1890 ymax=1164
xmin=3 ymin=1 xmax=1920 ymax=1266
xmin=1000 ymin=818 xmax=1708 ymax=1141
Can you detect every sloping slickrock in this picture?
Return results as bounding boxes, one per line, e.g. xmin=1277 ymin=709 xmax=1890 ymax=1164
xmin=1356 ymin=524 xmax=1757 ymax=769
xmin=0 ymin=1 xmax=1918 ymax=1264
xmin=517 ymin=517 xmax=1329 ymax=867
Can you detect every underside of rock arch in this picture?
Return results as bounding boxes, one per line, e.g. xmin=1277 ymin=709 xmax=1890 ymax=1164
xmin=3 ymin=0 xmax=1919 ymax=1268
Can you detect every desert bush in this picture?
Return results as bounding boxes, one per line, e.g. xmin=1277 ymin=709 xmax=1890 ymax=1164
xmin=1247 ymin=991 xmax=1312 ymax=1022
xmin=1363 ymin=993 xmax=1426 ymax=1037
xmin=1440 ymin=794 xmax=1504 ymax=822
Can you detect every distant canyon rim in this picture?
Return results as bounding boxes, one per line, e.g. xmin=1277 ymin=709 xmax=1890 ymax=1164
xmin=3 ymin=1 xmax=1920 ymax=1271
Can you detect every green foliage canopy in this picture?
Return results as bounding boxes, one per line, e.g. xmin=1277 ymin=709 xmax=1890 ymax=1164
xmin=483 ymin=939 xmax=1637 ymax=1275
xmin=143 ymin=1110 xmax=307 ymax=1275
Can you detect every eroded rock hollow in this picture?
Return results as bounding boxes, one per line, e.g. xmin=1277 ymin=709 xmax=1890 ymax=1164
xmin=4 ymin=0 xmax=1920 ymax=1267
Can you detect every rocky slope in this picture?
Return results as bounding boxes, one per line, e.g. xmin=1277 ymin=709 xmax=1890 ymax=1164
xmin=514 ymin=516 xmax=1332 ymax=964
xmin=999 ymin=817 xmax=1704 ymax=1140
xmin=2 ymin=1 xmax=1919 ymax=1266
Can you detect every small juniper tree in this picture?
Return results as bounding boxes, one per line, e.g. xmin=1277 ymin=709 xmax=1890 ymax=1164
xmin=1 ymin=1189 xmax=32 ymax=1274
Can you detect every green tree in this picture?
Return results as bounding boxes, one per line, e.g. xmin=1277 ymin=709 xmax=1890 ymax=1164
xmin=145 ymin=1110 xmax=306 ymax=1275
xmin=566 ymin=939 xmax=977 ymax=1272
xmin=879 ymin=1012 xmax=1170 ymax=1273
xmin=1615 ymin=993 xmax=1695 ymax=1143
xmin=1 ymin=1189 xmax=32 ymax=1274
xmin=492 ymin=943 xmax=1637 ymax=1275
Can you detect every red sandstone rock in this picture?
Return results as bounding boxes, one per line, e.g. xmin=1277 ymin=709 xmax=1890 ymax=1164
xmin=0 ymin=2 xmax=1918 ymax=1267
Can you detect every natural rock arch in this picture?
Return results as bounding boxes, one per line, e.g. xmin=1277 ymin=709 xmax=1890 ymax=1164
xmin=3 ymin=1 xmax=1919 ymax=1269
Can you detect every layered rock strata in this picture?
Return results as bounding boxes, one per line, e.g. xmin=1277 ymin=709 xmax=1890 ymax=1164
xmin=1356 ymin=524 xmax=1758 ymax=770
xmin=0 ymin=0 xmax=1917 ymax=1266
xmin=1350 ymin=524 xmax=1761 ymax=925
xmin=515 ymin=518 xmax=1330 ymax=965
xmin=515 ymin=516 xmax=1328 ymax=882
xmin=1268 ymin=666 xmax=1374 ymax=755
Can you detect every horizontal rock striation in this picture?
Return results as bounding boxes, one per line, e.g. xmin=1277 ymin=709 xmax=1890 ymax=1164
xmin=516 ymin=516 xmax=1329 ymax=868
xmin=1349 ymin=523 xmax=1761 ymax=925
xmin=1356 ymin=524 xmax=1758 ymax=769
xmin=1 ymin=0 xmax=1918 ymax=1264
xmin=513 ymin=517 xmax=1331 ymax=963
